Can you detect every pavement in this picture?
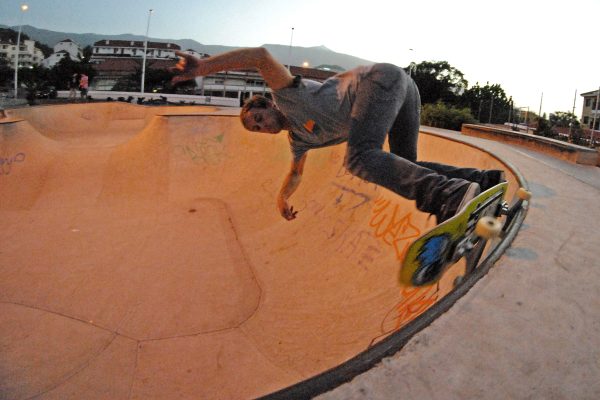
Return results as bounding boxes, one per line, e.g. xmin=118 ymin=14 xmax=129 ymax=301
xmin=1 ymin=103 xmax=598 ymax=399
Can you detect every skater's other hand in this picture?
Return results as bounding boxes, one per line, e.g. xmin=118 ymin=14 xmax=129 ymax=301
xmin=277 ymin=198 xmax=298 ymax=220
xmin=170 ymin=51 xmax=207 ymax=84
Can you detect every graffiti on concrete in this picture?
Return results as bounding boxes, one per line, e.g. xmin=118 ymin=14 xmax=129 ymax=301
xmin=369 ymin=284 xmax=440 ymax=347
xmin=174 ymin=133 xmax=226 ymax=165
xmin=0 ymin=152 xmax=26 ymax=175
xmin=369 ymin=196 xmax=421 ymax=262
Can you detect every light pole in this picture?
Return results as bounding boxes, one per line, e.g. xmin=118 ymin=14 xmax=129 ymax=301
xmin=13 ymin=4 xmax=29 ymax=98
xmin=287 ymin=27 xmax=294 ymax=70
xmin=408 ymin=48 xmax=415 ymax=77
xmin=590 ymin=86 xmax=600 ymax=148
xmin=141 ymin=9 xmax=153 ymax=94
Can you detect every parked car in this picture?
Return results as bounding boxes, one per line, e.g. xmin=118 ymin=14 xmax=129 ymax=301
xmin=36 ymin=86 xmax=57 ymax=99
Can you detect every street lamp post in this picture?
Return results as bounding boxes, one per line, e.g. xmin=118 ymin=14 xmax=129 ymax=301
xmin=141 ymin=9 xmax=153 ymax=94
xmin=13 ymin=4 xmax=29 ymax=98
xmin=590 ymin=86 xmax=600 ymax=148
xmin=287 ymin=27 xmax=294 ymax=70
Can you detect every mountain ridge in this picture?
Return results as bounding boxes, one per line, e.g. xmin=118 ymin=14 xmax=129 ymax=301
xmin=0 ymin=24 xmax=374 ymax=70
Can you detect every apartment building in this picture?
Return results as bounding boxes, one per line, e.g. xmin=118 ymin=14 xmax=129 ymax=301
xmin=91 ymin=39 xmax=182 ymax=62
xmin=90 ymin=39 xmax=210 ymax=90
xmin=42 ymin=39 xmax=83 ymax=68
xmin=581 ymin=89 xmax=600 ymax=130
xmin=89 ymin=39 xmax=337 ymax=101
xmin=0 ymin=39 xmax=44 ymax=67
xmin=92 ymin=57 xmax=175 ymax=91
xmin=195 ymin=65 xmax=336 ymax=106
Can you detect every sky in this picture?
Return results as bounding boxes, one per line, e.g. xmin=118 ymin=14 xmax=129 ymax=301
xmin=1 ymin=0 xmax=598 ymax=116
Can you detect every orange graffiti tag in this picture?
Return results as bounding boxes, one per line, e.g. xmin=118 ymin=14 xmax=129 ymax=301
xmin=369 ymin=197 xmax=421 ymax=261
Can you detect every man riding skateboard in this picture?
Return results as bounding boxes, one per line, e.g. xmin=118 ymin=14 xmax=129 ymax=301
xmin=171 ymin=47 xmax=504 ymax=275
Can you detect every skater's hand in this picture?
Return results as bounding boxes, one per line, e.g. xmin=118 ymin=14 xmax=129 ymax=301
xmin=277 ymin=197 xmax=298 ymax=221
xmin=170 ymin=51 xmax=208 ymax=84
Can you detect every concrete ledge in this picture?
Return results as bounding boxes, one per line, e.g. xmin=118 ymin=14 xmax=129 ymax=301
xmin=55 ymin=90 xmax=239 ymax=107
xmin=0 ymin=98 xmax=28 ymax=108
xmin=461 ymin=124 xmax=599 ymax=165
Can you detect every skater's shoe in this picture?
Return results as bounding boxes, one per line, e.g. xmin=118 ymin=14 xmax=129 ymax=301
xmin=435 ymin=182 xmax=481 ymax=224
xmin=479 ymin=170 xmax=505 ymax=192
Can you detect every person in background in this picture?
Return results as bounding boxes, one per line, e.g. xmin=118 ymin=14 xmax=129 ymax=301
xmin=79 ymin=73 xmax=89 ymax=100
xmin=69 ymin=73 xmax=79 ymax=100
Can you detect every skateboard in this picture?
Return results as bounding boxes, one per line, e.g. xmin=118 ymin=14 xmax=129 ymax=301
xmin=399 ymin=182 xmax=531 ymax=287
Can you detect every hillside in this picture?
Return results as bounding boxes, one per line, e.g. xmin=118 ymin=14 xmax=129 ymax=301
xmin=0 ymin=24 xmax=374 ymax=70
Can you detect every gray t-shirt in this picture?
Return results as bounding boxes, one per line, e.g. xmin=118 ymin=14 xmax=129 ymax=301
xmin=272 ymin=65 xmax=372 ymax=161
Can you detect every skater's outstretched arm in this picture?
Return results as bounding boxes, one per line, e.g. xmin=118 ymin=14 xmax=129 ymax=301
xmin=171 ymin=47 xmax=293 ymax=90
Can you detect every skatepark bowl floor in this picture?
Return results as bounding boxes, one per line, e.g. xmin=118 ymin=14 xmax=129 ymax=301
xmin=0 ymin=103 xmax=526 ymax=399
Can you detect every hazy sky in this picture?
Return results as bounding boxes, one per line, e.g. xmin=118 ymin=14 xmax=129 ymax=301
xmin=1 ymin=0 xmax=598 ymax=115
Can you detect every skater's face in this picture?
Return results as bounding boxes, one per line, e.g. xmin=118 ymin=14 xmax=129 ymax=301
xmin=241 ymin=107 xmax=285 ymax=134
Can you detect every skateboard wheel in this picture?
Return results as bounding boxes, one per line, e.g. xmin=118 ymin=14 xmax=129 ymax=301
xmin=475 ymin=216 xmax=502 ymax=239
xmin=517 ymin=188 xmax=532 ymax=201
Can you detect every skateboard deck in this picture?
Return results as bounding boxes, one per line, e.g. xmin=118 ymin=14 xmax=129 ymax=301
xmin=400 ymin=182 xmax=510 ymax=287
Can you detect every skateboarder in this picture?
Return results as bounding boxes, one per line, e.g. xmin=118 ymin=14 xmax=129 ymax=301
xmin=171 ymin=47 xmax=504 ymax=224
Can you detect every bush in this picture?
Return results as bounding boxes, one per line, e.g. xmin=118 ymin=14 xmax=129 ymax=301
xmin=421 ymin=102 xmax=477 ymax=131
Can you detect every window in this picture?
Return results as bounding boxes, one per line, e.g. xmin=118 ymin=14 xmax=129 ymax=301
xmin=586 ymin=99 xmax=591 ymax=107
xmin=584 ymin=117 xmax=589 ymax=124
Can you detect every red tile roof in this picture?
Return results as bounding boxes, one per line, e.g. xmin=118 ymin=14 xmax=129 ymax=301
xmin=290 ymin=66 xmax=336 ymax=81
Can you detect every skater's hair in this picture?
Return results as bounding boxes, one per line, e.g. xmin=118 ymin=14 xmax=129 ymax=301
xmin=240 ymin=95 xmax=272 ymax=116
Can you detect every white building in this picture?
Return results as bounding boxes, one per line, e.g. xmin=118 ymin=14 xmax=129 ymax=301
xmin=0 ymin=39 xmax=45 ymax=67
xmin=180 ymin=48 xmax=209 ymax=59
xmin=91 ymin=39 xmax=181 ymax=62
xmin=42 ymin=39 xmax=83 ymax=68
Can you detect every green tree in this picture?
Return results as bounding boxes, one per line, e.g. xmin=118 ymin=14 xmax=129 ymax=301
xmin=536 ymin=116 xmax=554 ymax=137
xmin=407 ymin=61 xmax=468 ymax=105
xmin=459 ymin=82 xmax=512 ymax=124
xmin=46 ymin=50 xmax=96 ymax=90
xmin=549 ymin=111 xmax=580 ymax=128
xmin=0 ymin=57 xmax=12 ymax=87
xmin=421 ymin=102 xmax=477 ymax=131
xmin=18 ymin=64 xmax=50 ymax=104
xmin=81 ymin=46 xmax=93 ymax=62
xmin=0 ymin=28 xmax=52 ymax=57
xmin=114 ymin=64 xmax=175 ymax=93
xmin=47 ymin=56 xmax=78 ymax=89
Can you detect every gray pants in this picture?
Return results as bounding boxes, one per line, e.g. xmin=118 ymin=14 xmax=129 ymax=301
xmin=344 ymin=63 xmax=483 ymax=214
